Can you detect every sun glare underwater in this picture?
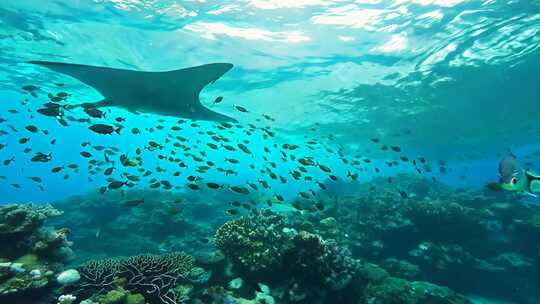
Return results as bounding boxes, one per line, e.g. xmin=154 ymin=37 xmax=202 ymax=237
xmin=0 ymin=1 xmax=540 ymax=304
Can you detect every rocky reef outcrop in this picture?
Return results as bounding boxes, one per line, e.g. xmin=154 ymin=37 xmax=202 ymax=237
xmin=0 ymin=203 xmax=72 ymax=303
xmin=214 ymin=209 xmax=472 ymax=304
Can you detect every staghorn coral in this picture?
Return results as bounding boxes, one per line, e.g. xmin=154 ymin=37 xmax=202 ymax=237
xmin=75 ymin=252 xmax=195 ymax=304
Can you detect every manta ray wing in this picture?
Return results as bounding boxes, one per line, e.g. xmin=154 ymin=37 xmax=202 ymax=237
xmin=28 ymin=60 xmax=237 ymax=122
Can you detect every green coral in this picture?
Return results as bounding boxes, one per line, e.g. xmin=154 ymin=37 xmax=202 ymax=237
xmin=96 ymin=288 xmax=126 ymax=304
xmin=125 ymin=293 xmax=144 ymax=304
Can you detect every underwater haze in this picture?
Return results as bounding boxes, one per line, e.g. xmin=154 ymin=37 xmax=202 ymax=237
xmin=0 ymin=1 xmax=540 ymax=304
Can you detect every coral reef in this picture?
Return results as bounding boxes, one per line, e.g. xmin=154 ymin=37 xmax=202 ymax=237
xmin=74 ymin=253 xmax=195 ymax=304
xmin=73 ymin=252 xmax=195 ymax=304
xmin=51 ymin=189 xmax=226 ymax=264
xmin=283 ymin=231 xmax=359 ymax=290
xmin=0 ymin=203 xmax=72 ymax=303
xmin=4 ymin=175 xmax=540 ymax=303
xmin=214 ymin=209 xmax=287 ymax=274
xmin=214 ymin=209 xmax=472 ymax=303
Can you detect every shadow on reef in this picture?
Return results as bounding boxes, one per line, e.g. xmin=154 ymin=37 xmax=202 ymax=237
xmin=1 ymin=174 xmax=540 ymax=303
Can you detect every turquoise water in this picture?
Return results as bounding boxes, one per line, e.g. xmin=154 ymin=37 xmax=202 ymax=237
xmin=0 ymin=1 xmax=540 ymax=304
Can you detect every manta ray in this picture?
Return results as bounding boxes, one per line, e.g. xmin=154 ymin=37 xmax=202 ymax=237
xmin=28 ymin=61 xmax=237 ymax=122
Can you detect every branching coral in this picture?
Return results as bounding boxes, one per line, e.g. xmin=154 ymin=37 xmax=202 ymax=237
xmin=76 ymin=252 xmax=194 ymax=304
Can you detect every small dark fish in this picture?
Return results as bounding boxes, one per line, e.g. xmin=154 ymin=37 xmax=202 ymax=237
xmin=188 ymin=183 xmax=201 ymax=190
xmin=238 ymin=143 xmax=251 ymax=154
xmin=31 ymin=152 xmax=52 ymax=163
xmin=108 ymin=180 xmax=126 ymax=189
xmin=230 ymin=186 xmax=249 ymax=195
xmin=370 ymin=138 xmax=380 ymax=143
xmin=51 ymin=166 xmax=64 ymax=173
xmin=298 ymin=158 xmax=315 ymax=166
xmin=19 ymin=137 xmax=30 ymax=144
xmin=262 ymin=114 xmax=274 ymax=121
xmin=259 ymin=180 xmax=270 ymax=189
xmin=28 ymin=176 xmax=42 ymax=183
xmin=80 ymin=151 xmax=92 ymax=158
xmin=99 ymin=186 xmax=107 ymax=194
xmin=226 ymin=209 xmax=239 ymax=215
xmin=57 ymin=117 xmax=68 ymax=127
xmin=187 ymin=175 xmax=200 ymax=182
xmin=89 ymin=124 xmax=121 ymax=135
xmin=213 ymin=96 xmax=223 ymax=104
xmin=22 ymin=85 xmax=39 ymax=91
xmin=25 ymin=125 xmax=38 ymax=133
xmin=398 ymin=190 xmax=408 ymax=198
xmin=318 ymin=164 xmax=332 ymax=173
xmin=37 ymin=107 xmax=61 ymax=117
xmin=3 ymin=157 xmax=15 ymax=166
xmin=124 ymin=198 xmax=144 ymax=207
xmin=84 ymin=108 xmax=106 ymax=118
xmin=316 ymin=181 xmax=326 ymax=190
xmin=206 ymin=182 xmax=222 ymax=189
xmin=391 ymin=146 xmax=401 ymax=152
xmin=234 ymin=105 xmax=248 ymax=113
xmin=43 ymin=102 xmax=63 ymax=109
xmin=104 ymin=167 xmax=115 ymax=176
